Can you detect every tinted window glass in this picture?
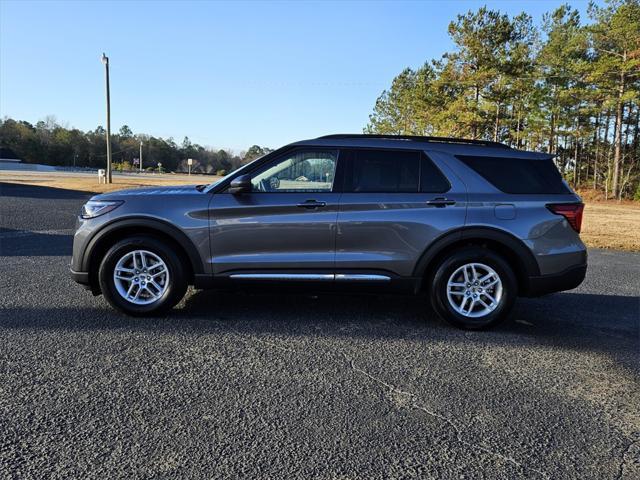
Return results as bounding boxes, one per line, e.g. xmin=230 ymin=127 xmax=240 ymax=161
xmin=421 ymin=155 xmax=450 ymax=193
xmin=344 ymin=149 xmax=419 ymax=193
xmin=251 ymin=150 xmax=337 ymax=192
xmin=456 ymin=155 xmax=570 ymax=194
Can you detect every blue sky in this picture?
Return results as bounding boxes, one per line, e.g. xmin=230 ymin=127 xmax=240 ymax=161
xmin=1 ymin=0 xmax=592 ymax=151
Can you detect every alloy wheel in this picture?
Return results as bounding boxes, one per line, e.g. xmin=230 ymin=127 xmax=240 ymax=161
xmin=113 ymin=250 xmax=170 ymax=305
xmin=446 ymin=262 xmax=503 ymax=318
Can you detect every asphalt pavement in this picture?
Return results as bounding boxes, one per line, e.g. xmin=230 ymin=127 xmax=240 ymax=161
xmin=1 ymin=181 xmax=639 ymax=479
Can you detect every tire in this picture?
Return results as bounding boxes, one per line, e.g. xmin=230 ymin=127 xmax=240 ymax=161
xmin=98 ymin=235 xmax=188 ymax=316
xmin=429 ymin=246 xmax=517 ymax=330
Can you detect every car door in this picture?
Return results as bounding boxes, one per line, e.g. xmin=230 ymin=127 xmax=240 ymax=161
xmin=208 ymin=148 xmax=341 ymax=278
xmin=335 ymin=148 xmax=467 ymax=279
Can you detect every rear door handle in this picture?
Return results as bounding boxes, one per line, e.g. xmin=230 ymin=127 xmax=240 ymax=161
xmin=297 ymin=200 xmax=327 ymax=209
xmin=427 ymin=197 xmax=456 ymax=207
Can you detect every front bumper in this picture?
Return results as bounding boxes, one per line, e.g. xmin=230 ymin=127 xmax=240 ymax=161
xmin=524 ymin=263 xmax=587 ymax=297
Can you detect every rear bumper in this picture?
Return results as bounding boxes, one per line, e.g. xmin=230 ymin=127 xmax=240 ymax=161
xmin=524 ymin=263 xmax=587 ymax=297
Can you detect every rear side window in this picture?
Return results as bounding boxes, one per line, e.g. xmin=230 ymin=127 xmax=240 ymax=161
xmin=456 ymin=155 xmax=570 ymax=194
xmin=342 ymin=149 xmax=450 ymax=193
xmin=344 ymin=149 xmax=419 ymax=192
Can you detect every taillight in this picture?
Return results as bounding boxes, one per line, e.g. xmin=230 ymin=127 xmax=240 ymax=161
xmin=547 ymin=203 xmax=584 ymax=233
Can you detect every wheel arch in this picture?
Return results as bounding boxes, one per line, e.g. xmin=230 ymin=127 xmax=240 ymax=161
xmin=83 ymin=217 xmax=202 ymax=292
xmin=413 ymin=227 xmax=539 ymax=295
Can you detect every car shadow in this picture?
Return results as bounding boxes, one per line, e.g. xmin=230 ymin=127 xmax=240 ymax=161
xmin=1 ymin=290 xmax=637 ymax=373
xmin=0 ymin=228 xmax=73 ymax=256
xmin=179 ymin=288 xmax=639 ymax=338
xmin=0 ymin=181 xmax=94 ymax=200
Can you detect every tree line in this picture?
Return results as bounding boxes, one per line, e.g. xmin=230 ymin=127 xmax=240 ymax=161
xmin=0 ymin=116 xmax=272 ymax=175
xmin=365 ymin=0 xmax=640 ymax=199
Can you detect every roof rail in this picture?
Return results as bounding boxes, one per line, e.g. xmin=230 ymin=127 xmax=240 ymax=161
xmin=317 ymin=134 xmax=510 ymax=149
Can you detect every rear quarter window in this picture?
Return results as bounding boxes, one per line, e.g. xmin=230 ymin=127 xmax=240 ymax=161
xmin=456 ymin=155 xmax=570 ymax=194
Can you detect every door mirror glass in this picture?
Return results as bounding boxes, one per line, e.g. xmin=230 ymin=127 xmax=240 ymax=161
xmin=228 ymin=174 xmax=252 ymax=194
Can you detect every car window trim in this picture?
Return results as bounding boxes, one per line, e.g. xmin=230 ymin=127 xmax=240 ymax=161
xmin=420 ymin=151 xmax=451 ymax=194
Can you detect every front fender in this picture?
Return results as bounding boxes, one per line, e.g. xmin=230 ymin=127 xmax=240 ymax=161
xmin=79 ymin=216 xmax=205 ymax=276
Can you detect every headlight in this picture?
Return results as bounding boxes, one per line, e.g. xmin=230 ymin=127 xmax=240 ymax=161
xmin=81 ymin=200 xmax=123 ymax=219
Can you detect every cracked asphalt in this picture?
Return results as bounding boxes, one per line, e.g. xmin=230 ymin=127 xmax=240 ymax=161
xmin=1 ymin=181 xmax=639 ymax=479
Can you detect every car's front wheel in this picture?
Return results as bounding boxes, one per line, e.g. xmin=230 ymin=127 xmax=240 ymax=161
xmin=430 ymin=247 xmax=517 ymax=330
xmin=98 ymin=236 xmax=187 ymax=316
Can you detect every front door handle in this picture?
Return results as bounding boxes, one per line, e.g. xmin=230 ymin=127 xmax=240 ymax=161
xmin=297 ymin=200 xmax=327 ymax=209
xmin=427 ymin=197 xmax=456 ymax=207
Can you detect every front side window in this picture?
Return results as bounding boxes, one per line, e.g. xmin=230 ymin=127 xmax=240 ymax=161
xmin=251 ymin=150 xmax=337 ymax=192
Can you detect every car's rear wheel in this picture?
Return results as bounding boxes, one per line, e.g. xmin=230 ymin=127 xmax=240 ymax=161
xmin=430 ymin=247 xmax=517 ymax=330
xmin=99 ymin=236 xmax=187 ymax=316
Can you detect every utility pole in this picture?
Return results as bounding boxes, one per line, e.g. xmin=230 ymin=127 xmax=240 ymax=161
xmin=101 ymin=53 xmax=113 ymax=183
xmin=139 ymin=141 xmax=143 ymax=173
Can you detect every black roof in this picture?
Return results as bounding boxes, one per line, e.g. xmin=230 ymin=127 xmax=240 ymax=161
xmin=317 ymin=134 xmax=510 ymax=149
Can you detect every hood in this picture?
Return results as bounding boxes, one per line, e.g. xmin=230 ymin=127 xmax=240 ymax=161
xmin=93 ymin=184 xmax=205 ymax=200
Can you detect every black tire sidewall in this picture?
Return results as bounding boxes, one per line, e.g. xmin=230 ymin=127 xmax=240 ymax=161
xmin=430 ymin=247 xmax=517 ymax=330
xmin=99 ymin=236 xmax=186 ymax=316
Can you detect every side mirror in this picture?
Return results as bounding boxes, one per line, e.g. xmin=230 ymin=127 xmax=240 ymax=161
xmin=228 ymin=174 xmax=252 ymax=195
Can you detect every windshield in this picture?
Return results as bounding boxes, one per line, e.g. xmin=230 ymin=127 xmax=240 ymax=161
xmin=204 ymin=152 xmax=273 ymax=192
xmin=203 ymin=154 xmax=268 ymax=193
xmin=204 ymin=176 xmax=226 ymax=191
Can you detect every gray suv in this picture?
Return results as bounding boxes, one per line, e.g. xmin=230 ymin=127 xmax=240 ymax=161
xmin=71 ymin=134 xmax=587 ymax=329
